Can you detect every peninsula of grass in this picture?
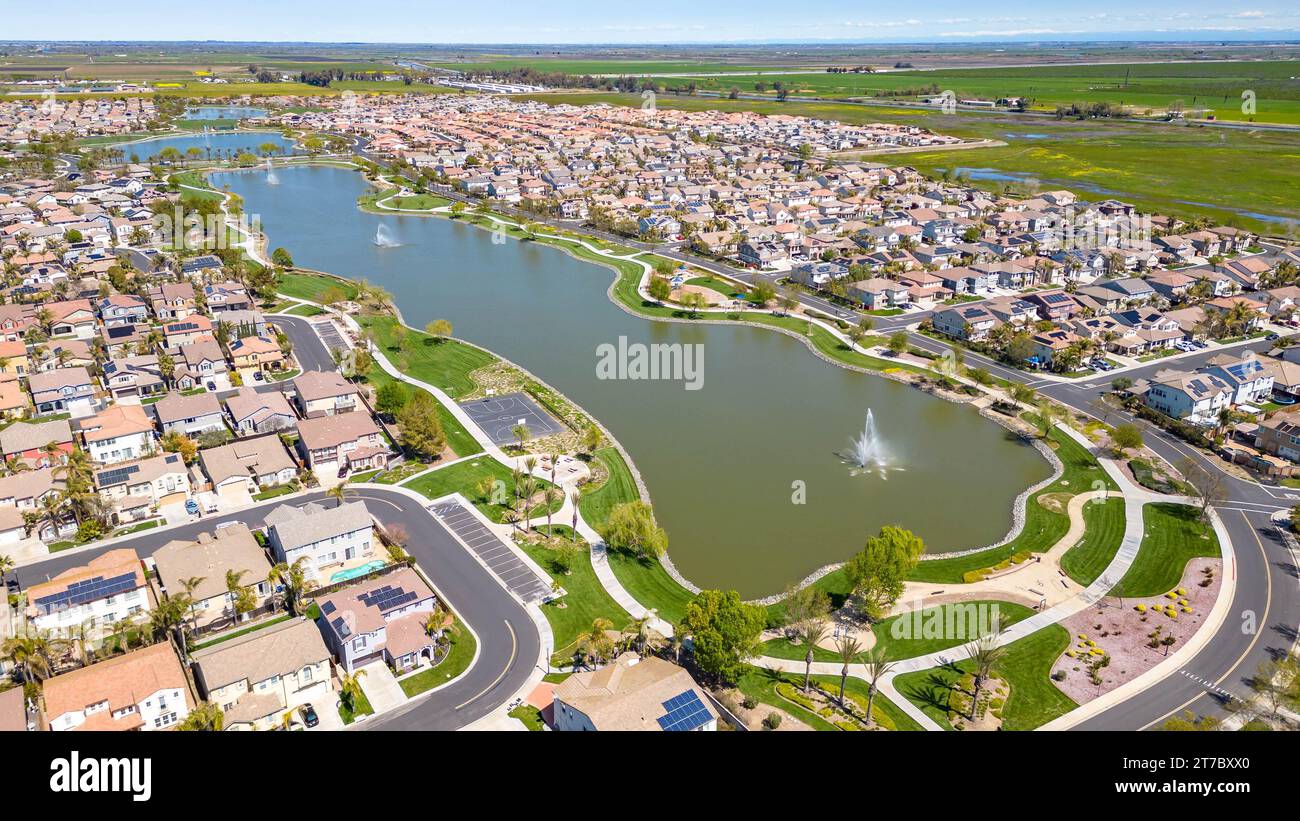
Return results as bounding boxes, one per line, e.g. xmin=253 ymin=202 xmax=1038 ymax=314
xmin=1110 ymin=503 xmax=1220 ymax=598
xmin=579 ymin=447 xmax=638 ymax=530
xmin=1060 ymin=497 xmax=1127 ymax=586
xmin=284 ymin=303 xmax=324 ymax=317
xmin=360 ymin=365 xmax=481 ymax=457
xmin=359 ymin=314 xmax=493 ymax=399
xmin=278 ymin=270 xmax=359 ymax=303
xmin=401 ymin=456 xmax=562 ymax=523
xmin=520 ymin=536 xmax=631 ymax=666
xmin=399 ymin=622 xmax=476 ymax=698
xmin=338 ymin=689 xmax=374 ymax=724
xmin=893 ymin=624 xmax=1075 ymax=731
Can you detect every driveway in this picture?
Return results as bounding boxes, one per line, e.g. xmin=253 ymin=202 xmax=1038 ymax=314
xmin=357 ymin=661 xmax=406 ymax=715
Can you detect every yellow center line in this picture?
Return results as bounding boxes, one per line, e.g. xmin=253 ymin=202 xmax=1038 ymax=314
xmin=456 ymin=619 xmax=516 ymax=710
xmin=1140 ymin=509 xmax=1272 ymax=729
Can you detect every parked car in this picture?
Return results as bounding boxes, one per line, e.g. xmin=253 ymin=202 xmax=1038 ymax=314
xmin=300 ymin=704 xmax=319 ymax=728
xmin=337 ymin=464 xmax=349 ymax=478
xmin=253 ymin=371 xmax=265 ymax=382
xmin=184 ymin=499 xmax=200 ymax=515
xmin=206 ymin=380 xmax=217 ymax=391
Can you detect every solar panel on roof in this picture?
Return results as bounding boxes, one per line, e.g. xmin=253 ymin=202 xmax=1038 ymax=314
xmin=331 ymin=616 xmax=351 ymax=638
xmin=321 ymin=601 xmax=336 ymax=615
xmin=97 ymin=464 xmax=140 ymax=486
xmin=657 ymin=690 xmax=712 ymax=732
xmin=33 ymin=571 xmax=138 ymax=614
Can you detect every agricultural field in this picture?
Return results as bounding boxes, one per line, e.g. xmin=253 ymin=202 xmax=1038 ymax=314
xmin=652 ymin=60 xmax=1300 ymax=125
xmin=522 ymin=90 xmax=1300 ymax=233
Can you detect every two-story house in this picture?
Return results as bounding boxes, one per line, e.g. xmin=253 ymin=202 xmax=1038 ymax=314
xmin=264 ymin=500 xmax=374 ymax=582
xmin=292 ymin=370 xmax=359 ymax=418
xmin=76 ymin=404 xmax=157 ymax=465
xmin=314 ymin=567 xmax=438 ymax=672
xmin=153 ymin=523 xmax=273 ymax=630
xmin=42 ymin=643 xmax=191 ymax=731
xmin=26 ymin=548 xmax=150 ymax=634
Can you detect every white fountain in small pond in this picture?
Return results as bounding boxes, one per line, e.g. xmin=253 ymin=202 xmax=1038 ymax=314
xmin=264 ymin=159 xmax=279 ymax=185
xmin=373 ymin=223 xmax=400 ymax=248
xmin=840 ymin=409 xmax=895 ymax=478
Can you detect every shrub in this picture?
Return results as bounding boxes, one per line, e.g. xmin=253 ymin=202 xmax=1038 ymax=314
xmin=741 ymin=695 xmax=757 ymax=710
xmin=763 ymin=712 xmax=782 ymax=730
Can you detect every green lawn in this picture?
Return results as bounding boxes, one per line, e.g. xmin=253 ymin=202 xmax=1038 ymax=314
xmin=338 ymin=689 xmax=374 ymax=724
xmin=605 ymin=551 xmax=696 ymax=627
xmin=284 ymin=303 xmax=324 ymax=317
xmin=893 ymin=624 xmax=1076 ymax=731
xmin=359 ymin=314 xmax=494 ymax=399
xmin=763 ymin=599 xmax=1036 ymax=664
xmin=1111 ymin=503 xmax=1220 ymax=598
xmin=509 ymin=704 xmax=546 ymax=730
xmin=401 ymin=457 xmax=562 ymax=522
xmin=277 ymin=270 xmax=359 ymax=303
xmin=736 ymin=666 xmax=922 ymax=731
xmin=521 ymin=538 xmax=631 ymax=666
xmin=1060 ymin=498 xmax=1127 ymax=586
xmin=360 ymin=368 xmax=481 ymax=458
xmin=190 ymin=614 xmax=292 ymax=651
xmin=579 ymin=447 xmax=639 ymax=531
xmin=399 ymin=622 xmax=477 ymax=697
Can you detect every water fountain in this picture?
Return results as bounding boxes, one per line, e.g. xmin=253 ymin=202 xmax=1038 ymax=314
xmin=840 ymin=410 xmax=895 ymax=478
xmin=373 ymin=223 xmax=400 ymax=248
xmin=265 ymin=159 xmax=279 ymax=185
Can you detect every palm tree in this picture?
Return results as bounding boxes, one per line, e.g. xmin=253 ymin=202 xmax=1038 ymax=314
xmin=2 ymin=631 xmax=60 ymax=681
xmin=569 ymin=488 xmax=582 ymax=540
xmin=326 ymin=484 xmax=347 ymax=507
xmin=339 ymin=668 xmax=367 ymax=712
xmin=579 ymin=617 xmax=615 ymax=669
xmin=833 ymin=635 xmax=863 ymax=708
xmin=225 ymin=569 xmax=254 ymax=624
xmin=0 ymin=554 xmax=13 ymax=594
xmin=268 ymin=557 xmax=313 ymax=616
xmin=178 ymin=701 xmax=224 ymax=731
xmin=108 ymin=616 xmax=136 ymax=654
xmin=797 ymin=618 xmax=829 ymax=693
xmin=966 ymin=632 xmax=1007 ymax=720
xmin=518 ymin=476 xmax=538 ymax=528
xmin=861 ymin=647 xmax=895 ymax=727
xmin=543 ymin=486 xmax=561 ymax=533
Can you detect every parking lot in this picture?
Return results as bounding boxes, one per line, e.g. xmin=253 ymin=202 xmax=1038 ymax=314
xmin=459 ymin=392 xmax=565 ymax=446
xmin=430 ymin=500 xmax=552 ymax=603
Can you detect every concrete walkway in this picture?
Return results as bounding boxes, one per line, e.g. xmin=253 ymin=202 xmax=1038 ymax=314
xmin=356 ymin=661 xmax=406 ymax=716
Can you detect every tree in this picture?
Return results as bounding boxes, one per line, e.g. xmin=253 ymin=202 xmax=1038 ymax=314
xmin=679 ymin=291 xmax=707 ymax=318
xmin=1110 ymin=423 xmax=1144 ymax=457
xmin=681 ymin=589 xmax=766 ymax=684
xmin=374 ymin=381 xmax=408 ymax=418
xmin=1161 ymin=710 xmax=1221 ymax=731
xmin=1178 ymin=457 xmax=1223 ymax=519
xmin=225 ymin=569 xmax=256 ymax=624
xmin=833 ymin=635 xmax=863 ymax=708
xmin=861 ymin=647 xmax=895 ymax=726
xmin=270 ymin=247 xmax=294 ymax=268
xmin=179 ymin=702 xmax=225 ymax=731
xmin=797 ymin=618 xmax=829 ymax=692
xmin=603 ymin=501 xmax=667 ymax=559
xmin=842 ymin=526 xmax=924 ymax=620
xmin=424 ymin=318 xmax=453 ymax=342
xmin=161 ymin=430 xmax=198 ymax=464
xmin=511 ymin=422 xmax=530 ymax=452
xmin=397 ymin=391 xmax=446 ymax=460
xmin=268 ymin=557 xmax=314 ymax=615
xmin=1036 ymin=400 xmax=1059 ymax=439
xmin=887 ymin=331 xmax=909 ymax=356
xmin=339 ymin=668 xmax=367 ymax=713
xmin=581 ymin=424 xmax=603 ymax=455
xmin=780 ymin=583 xmax=830 ymax=629
xmin=647 ymin=275 xmax=672 ymax=303
xmin=578 ymin=617 xmax=616 ymax=668
xmin=966 ymin=632 xmax=1007 ymax=720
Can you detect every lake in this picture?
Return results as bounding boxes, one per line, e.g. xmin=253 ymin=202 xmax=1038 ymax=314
xmin=218 ymin=164 xmax=1053 ymax=597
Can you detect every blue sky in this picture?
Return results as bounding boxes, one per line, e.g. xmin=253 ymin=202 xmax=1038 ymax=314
xmin=6 ymin=1 xmax=1300 ymax=43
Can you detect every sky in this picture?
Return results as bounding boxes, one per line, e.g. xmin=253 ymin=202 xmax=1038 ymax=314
xmin=3 ymin=1 xmax=1300 ymax=43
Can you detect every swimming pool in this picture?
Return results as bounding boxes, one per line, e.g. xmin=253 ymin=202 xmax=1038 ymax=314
xmin=329 ymin=560 xmax=386 ymax=583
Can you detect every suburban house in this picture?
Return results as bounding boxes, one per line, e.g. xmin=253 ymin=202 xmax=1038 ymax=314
xmin=0 ymin=338 xmax=31 ymax=378
xmin=94 ymin=453 xmax=191 ymax=523
xmin=162 ymin=315 xmax=214 ymax=348
xmin=42 ymin=643 xmax=192 ymax=731
xmin=153 ymin=524 xmax=273 ymax=629
xmin=931 ymin=305 xmax=998 ymax=342
xmin=264 ymin=499 xmax=375 ymax=581
xmin=1202 ymin=355 xmax=1275 ymax=407
xmin=76 ymin=404 xmax=157 ymax=465
xmin=45 ymin=299 xmax=97 ymax=338
xmin=295 ymin=411 xmax=389 ymax=473
xmin=25 ymin=548 xmax=150 ymax=634
xmin=147 ymin=282 xmax=197 ymax=320
xmin=0 ymin=467 xmax=64 ymax=511
xmin=847 ymin=277 xmax=911 ymax=310
xmin=101 ymin=355 xmax=166 ymax=399
xmin=153 ymin=391 xmax=225 ymax=437
xmin=228 ymin=336 xmax=285 ymax=377
xmin=173 ymin=337 xmax=230 ymax=391
xmin=313 ymin=567 xmax=438 ymax=673
xmin=552 ymin=652 xmax=719 ymax=732
xmin=192 ymin=617 xmax=332 ymax=731
xmin=292 ymin=370 xmax=360 ymax=418
xmin=0 ymin=418 xmax=74 ymax=468
xmin=200 ymin=436 xmax=297 ymax=499
xmin=225 ymin=387 xmax=296 ymax=435
xmin=1144 ymin=369 xmax=1235 ymax=425
xmin=28 ymin=366 xmax=96 ymax=416
xmin=1254 ymin=410 xmax=1300 ymax=463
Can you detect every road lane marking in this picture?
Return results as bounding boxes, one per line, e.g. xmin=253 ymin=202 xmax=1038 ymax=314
xmin=1140 ymin=509 xmax=1272 ymax=729
xmin=456 ymin=619 xmax=517 ymax=710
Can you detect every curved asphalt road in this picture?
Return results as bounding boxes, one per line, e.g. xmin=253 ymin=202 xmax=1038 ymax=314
xmin=13 ymin=488 xmax=542 ymax=732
